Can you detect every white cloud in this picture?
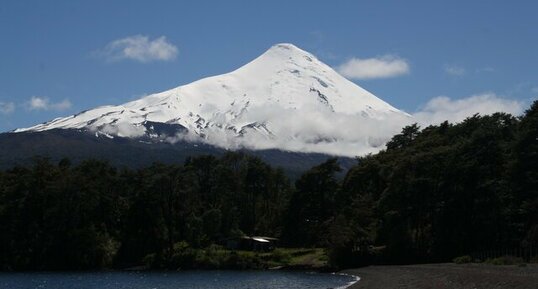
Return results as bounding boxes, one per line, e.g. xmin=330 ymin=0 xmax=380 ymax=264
xmin=100 ymin=35 xmax=178 ymax=63
xmin=100 ymin=122 xmax=147 ymax=138
xmin=444 ymin=64 xmax=466 ymax=76
xmin=28 ymin=97 xmax=48 ymax=110
xmin=27 ymin=96 xmax=72 ymax=111
xmin=162 ymin=93 xmax=526 ymax=157
xmin=412 ymin=93 xmax=525 ymax=126
xmin=0 ymin=101 xmax=15 ymax=114
xmin=165 ymin=103 xmax=411 ymax=157
xmin=52 ymin=99 xmax=72 ymax=110
xmin=337 ymin=55 xmax=410 ymax=79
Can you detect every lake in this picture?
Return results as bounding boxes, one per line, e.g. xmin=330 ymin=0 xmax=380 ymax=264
xmin=0 ymin=270 xmax=358 ymax=289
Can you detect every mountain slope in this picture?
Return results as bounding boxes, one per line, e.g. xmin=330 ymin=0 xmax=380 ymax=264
xmin=14 ymin=43 xmax=410 ymax=157
xmin=0 ymin=129 xmax=357 ymax=179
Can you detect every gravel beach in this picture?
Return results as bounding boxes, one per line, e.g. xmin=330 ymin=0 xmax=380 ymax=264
xmin=344 ymin=263 xmax=538 ymax=289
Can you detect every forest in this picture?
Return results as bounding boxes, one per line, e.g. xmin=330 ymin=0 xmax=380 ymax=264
xmin=0 ymin=101 xmax=536 ymax=270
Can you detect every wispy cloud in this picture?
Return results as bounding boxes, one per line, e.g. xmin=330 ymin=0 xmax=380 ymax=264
xmin=27 ymin=96 xmax=72 ymax=111
xmin=99 ymin=35 xmax=178 ymax=63
xmin=444 ymin=64 xmax=466 ymax=76
xmin=0 ymin=101 xmax=15 ymax=115
xmin=412 ymin=93 xmax=525 ymax=125
xmin=337 ymin=55 xmax=410 ymax=80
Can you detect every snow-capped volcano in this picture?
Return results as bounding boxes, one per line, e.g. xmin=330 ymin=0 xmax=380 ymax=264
xmin=15 ymin=43 xmax=410 ymax=157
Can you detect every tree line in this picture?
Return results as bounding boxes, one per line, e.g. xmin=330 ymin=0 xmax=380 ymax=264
xmin=0 ymin=101 xmax=536 ymax=270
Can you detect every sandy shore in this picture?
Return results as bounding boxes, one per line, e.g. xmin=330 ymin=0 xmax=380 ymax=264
xmin=343 ymin=263 xmax=538 ymax=289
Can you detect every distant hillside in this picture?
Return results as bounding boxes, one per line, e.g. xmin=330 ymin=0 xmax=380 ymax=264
xmin=0 ymin=129 xmax=356 ymax=177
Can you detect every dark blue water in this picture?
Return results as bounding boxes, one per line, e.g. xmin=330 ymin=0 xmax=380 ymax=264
xmin=0 ymin=271 xmax=358 ymax=289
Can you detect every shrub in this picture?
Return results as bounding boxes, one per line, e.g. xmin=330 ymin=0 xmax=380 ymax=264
xmin=453 ymin=255 xmax=472 ymax=264
xmin=485 ymin=255 xmax=524 ymax=265
xmin=271 ymin=249 xmax=292 ymax=263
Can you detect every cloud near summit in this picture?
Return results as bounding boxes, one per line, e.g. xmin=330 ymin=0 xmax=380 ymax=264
xmin=99 ymin=35 xmax=178 ymax=63
xmin=337 ymin=55 xmax=410 ymax=80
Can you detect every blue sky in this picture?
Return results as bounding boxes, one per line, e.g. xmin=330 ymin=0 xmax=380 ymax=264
xmin=1 ymin=0 xmax=537 ymax=132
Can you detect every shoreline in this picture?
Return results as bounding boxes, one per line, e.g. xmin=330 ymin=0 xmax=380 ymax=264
xmin=333 ymin=272 xmax=360 ymax=289
xmin=343 ymin=263 xmax=538 ymax=289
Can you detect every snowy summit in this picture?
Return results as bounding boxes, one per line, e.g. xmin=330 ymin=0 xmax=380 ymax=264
xmin=15 ymin=43 xmax=411 ymax=157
